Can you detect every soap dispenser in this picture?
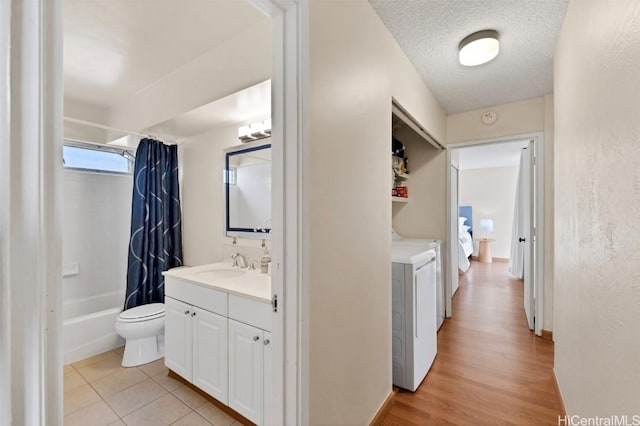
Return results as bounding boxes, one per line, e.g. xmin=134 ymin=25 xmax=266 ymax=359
xmin=260 ymin=240 xmax=271 ymax=274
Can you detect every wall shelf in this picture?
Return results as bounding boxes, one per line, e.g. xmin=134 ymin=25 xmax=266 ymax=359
xmin=392 ymin=196 xmax=409 ymax=203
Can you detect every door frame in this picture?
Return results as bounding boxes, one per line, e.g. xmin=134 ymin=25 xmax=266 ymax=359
xmin=447 ymin=162 xmax=459 ymax=318
xmin=249 ymin=0 xmax=307 ymax=424
xmin=1 ymin=1 xmax=64 ymax=424
xmin=445 ymin=132 xmax=545 ymax=336
xmin=0 ymin=0 xmax=308 ymax=423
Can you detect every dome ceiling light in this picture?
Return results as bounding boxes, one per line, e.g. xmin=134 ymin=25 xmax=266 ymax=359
xmin=459 ymin=30 xmax=500 ymax=66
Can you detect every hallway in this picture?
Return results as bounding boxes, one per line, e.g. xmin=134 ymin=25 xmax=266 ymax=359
xmin=383 ymin=261 xmax=562 ymax=425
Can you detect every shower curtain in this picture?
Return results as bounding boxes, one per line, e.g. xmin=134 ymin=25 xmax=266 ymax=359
xmin=509 ymin=148 xmax=526 ymax=278
xmin=124 ymin=138 xmax=183 ymax=310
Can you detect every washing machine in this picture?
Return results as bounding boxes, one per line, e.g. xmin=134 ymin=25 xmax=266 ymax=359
xmin=391 ymin=233 xmax=438 ymax=391
xmin=393 ymin=231 xmax=444 ymax=329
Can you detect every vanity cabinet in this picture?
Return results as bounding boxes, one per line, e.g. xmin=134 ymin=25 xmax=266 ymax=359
xmin=227 ymin=293 xmax=272 ymax=425
xmin=165 ymin=296 xmax=228 ymax=404
xmin=228 ymin=319 xmax=267 ymax=424
xmin=164 ymin=297 xmax=192 ymax=380
xmin=192 ymin=306 xmax=228 ymax=402
xmin=164 ymin=272 xmax=272 ymax=425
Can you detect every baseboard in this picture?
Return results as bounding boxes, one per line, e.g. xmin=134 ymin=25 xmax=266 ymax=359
xmin=168 ymin=370 xmax=255 ymax=425
xmin=369 ymin=387 xmax=397 ymax=425
xmin=552 ymin=369 xmax=567 ymax=417
xmin=541 ymin=329 xmax=553 ymax=341
xmin=470 ymin=256 xmax=509 ymax=263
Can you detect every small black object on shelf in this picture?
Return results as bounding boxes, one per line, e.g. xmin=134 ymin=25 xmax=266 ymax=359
xmin=392 ymin=137 xmax=405 ymax=158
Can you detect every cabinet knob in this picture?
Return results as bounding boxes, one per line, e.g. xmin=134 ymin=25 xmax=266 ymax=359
xmin=263 ymin=339 xmax=270 ymax=346
xmin=253 ymin=336 xmax=260 ymax=342
xmin=184 ymin=310 xmax=190 ymax=315
xmin=191 ymin=311 xmax=196 ymax=317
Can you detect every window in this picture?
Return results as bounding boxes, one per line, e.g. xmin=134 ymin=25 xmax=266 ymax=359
xmin=224 ymin=168 xmax=237 ymax=186
xmin=63 ymin=143 xmax=133 ymax=174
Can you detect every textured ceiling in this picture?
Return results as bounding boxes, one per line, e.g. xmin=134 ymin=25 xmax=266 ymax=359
xmin=369 ymin=0 xmax=569 ymax=114
xmin=64 ymin=0 xmax=267 ymax=108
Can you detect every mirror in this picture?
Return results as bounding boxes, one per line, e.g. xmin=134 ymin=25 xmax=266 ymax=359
xmin=225 ymin=141 xmax=271 ymax=238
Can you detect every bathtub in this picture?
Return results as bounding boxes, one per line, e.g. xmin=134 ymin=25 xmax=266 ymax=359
xmin=63 ymin=291 xmax=125 ymax=364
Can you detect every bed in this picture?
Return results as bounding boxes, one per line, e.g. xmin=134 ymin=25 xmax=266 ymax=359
xmin=458 ymin=205 xmax=474 ymax=272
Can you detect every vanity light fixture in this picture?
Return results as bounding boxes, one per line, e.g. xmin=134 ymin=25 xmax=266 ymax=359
xmin=238 ymin=119 xmax=272 ymax=142
xmin=249 ymin=122 xmax=264 ymax=136
xmin=238 ymin=125 xmax=253 ymax=142
xmin=459 ymin=30 xmax=500 ymax=66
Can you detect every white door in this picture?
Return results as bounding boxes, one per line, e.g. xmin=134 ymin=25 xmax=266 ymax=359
xmin=448 ymin=163 xmax=459 ymax=316
xmin=263 ymin=332 xmax=272 ymax=425
xmin=192 ymin=307 xmax=228 ymax=404
xmin=164 ymin=297 xmax=192 ymax=380
xmin=522 ymin=142 xmax=536 ymax=330
xmin=228 ymin=319 xmax=264 ymax=425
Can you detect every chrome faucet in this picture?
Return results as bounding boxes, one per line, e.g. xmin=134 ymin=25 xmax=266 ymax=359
xmin=231 ymin=253 xmax=247 ymax=268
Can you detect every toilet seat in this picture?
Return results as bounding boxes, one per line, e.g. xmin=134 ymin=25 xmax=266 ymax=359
xmin=118 ymin=303 xmax=165 ymax=323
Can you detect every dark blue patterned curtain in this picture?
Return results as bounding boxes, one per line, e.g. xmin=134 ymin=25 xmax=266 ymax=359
xmin=124 ymin=138 xmax=183 ymax=310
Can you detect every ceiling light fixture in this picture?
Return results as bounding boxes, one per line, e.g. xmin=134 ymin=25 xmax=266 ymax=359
xmin=459 ymin=30 xmax=500 ymax=66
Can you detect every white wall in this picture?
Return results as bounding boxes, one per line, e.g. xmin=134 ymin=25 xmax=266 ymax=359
xmin=62 ymin=171 xmax=132 ymax=311
xmin=543 ymin=93 xmax=554 ymax=331
xmin=107 ymin=21 xmax=271 ymax=135
xmin=459 ymin=166 xmax=519 ymax=258
xmin=553 ymin=0 xmax=640 ymax=416
xmin=392 ymin=125 xmax=447 ymax=240
xmin=446 ymin=96 xmax=554 ymax=331
xmin=179 ymin=124 xmax=272 ymax=267
xmin=63 ymin=99 xmax=109 ymax=142
xmin=447 ymin=97 xmax=545 ymax=143
xmin=179 ymin=125 xmax=237 ymax=266
xmin=306 ymin=1 xmax=446 ymax=423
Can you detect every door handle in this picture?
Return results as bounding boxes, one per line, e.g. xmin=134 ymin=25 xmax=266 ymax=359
xmin=184 ymin=310 xmax=190 ymax=315
xmin=191 ymin=312 xmax=196 ymax=317
xmin=253 ymin=336 xmax=260 ymax=342
xmin=264 ymin=339 xmax=270 ymax=346
xmin=519 ymin=237 xmax=526 ymax=242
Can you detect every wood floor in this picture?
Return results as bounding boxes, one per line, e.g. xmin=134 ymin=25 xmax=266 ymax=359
xmin=383 ymin=261 xmax=562 ymax=426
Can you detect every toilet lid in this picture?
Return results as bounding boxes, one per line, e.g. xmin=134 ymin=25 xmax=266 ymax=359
xmin=119 ymin=303 xmax=165 ymax=321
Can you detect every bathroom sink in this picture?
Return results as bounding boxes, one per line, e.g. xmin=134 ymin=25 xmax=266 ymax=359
xmin=193 ymin=269 xmax=245 ymax=280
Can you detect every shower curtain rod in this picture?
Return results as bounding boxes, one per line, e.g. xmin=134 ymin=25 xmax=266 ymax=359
xmin=65 ymin=137 xmax=134 ymax=151
xmin=63 ymin=116 xmax=179 ymax=145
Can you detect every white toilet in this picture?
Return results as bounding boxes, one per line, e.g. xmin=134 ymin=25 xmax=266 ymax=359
xmin=115 ymin=303 xmax=165 ymax=367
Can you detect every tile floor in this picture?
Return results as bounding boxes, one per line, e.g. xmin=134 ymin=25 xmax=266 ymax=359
xmin=64 ymin=347 xmax=246 ymax=426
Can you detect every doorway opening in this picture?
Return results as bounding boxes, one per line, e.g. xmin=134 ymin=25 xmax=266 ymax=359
xmin=446 ymin=134 xmax=545 ymax=336
xmin=56 ymin=0 xmax=304 ymax=424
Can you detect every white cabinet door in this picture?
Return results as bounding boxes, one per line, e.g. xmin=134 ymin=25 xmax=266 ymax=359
xmin=192 ymin=306 xmax=228 ymax=404
xmin=262 ymin=331 xmax=272 ymax=426
xmin=228 ymin=319 xmax=263 ymax=425
xmin=164 ymin=297 xmax=192 ymax=381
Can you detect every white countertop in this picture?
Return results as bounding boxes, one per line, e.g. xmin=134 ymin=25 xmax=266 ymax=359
xmin=163 ymin=262 xmax=271 ymax=303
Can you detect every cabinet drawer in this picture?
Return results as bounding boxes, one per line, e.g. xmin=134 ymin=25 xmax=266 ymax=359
xmin=228 ymin=295 xmax=271 ymax=332
xmin=165 ymin=276 xmax=227 ymax=316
